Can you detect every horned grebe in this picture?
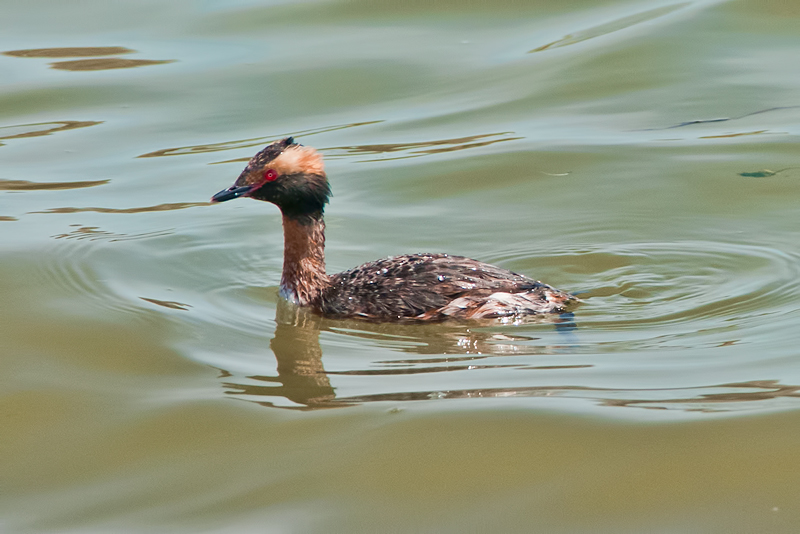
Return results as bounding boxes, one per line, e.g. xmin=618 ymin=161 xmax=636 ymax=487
xmin=211 ymin=137 xmax=575 ymax=322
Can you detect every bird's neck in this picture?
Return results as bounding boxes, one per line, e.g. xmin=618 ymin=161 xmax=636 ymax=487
xmin=279 ymin=212 xmax=329 ymax=306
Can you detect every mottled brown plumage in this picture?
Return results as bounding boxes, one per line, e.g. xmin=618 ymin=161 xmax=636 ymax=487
xmin=212 ymin=137 xmax=576 ymax=322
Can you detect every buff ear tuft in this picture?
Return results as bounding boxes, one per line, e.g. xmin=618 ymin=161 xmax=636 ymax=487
xmin=271 ymin=145 xmax=325 ymax=176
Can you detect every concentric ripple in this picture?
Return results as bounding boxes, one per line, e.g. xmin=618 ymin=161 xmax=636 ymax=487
xmin=209 ymin=239 xmax=800 ymax=413
xmin=32 ymin=238 xmax=137 ymax=317
xmin=567 ymin=240 xmax=800 ymax=328
xmin=489 ymin=240 xmax=800 ymax=329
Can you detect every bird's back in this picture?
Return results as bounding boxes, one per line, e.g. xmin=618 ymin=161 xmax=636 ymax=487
xmin=319 ymin=253 xmax=574 ymax=321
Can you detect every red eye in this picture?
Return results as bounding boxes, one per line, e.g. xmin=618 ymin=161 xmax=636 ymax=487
xmin=265 ymin=169 xmax=278 ymax=182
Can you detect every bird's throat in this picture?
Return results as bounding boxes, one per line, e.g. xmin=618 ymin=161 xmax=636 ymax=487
xmin=279 ymin=213 xmax=329 ymax=305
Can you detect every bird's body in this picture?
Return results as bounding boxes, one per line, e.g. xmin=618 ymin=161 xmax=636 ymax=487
xmin=212 ymin=137 xmax=575 ymax=322
xmin=321 ymin=253 xmax=571 ymax=321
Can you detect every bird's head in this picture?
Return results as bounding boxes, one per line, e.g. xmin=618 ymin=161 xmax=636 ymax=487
xmin=211 ymin=137 xmax=330 ymax=219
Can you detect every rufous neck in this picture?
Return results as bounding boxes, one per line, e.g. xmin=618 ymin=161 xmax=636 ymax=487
xmin=279 ymin=212 xmax=329 ymax=306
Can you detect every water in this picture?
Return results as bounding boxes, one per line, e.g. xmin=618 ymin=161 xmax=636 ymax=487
xmin=2 ymin=0 xmax=800 ymax=532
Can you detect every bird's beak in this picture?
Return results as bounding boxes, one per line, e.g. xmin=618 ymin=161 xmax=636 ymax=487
xmin=210 ymin=184 xmax=254 ymax=203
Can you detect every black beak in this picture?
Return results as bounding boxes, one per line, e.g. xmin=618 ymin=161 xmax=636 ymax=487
xmin=211 ymin=185 xmax=253 ymax=203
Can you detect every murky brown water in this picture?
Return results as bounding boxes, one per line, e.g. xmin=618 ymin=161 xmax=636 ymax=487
xmin=2 ymin=0 xmax=800 ymax=532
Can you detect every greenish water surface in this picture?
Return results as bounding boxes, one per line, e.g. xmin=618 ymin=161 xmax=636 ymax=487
xmin=2 ymin=0 xmax=800 ymax=532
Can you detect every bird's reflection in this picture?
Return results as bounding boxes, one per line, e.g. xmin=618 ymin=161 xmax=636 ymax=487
xmin=223 ymin=303 xmax=338 ymax=410
xmin=221 ymin=300 xmax=581 ymax=410
xmin=219 ymin=301 xmax=800 ymax=413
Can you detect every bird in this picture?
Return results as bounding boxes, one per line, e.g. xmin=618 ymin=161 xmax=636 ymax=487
xmin=211 ymin=137 xmax=576 ymax=322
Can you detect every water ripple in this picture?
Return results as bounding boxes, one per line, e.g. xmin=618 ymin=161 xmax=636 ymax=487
xmin=137 ymin=121 xmax=383 ymax=159
xmin=490 ymin=240 xmax=800 ymax=329
xmin=530 ymin=3 xmax=690 ymax=53
xmin=0 ymin=178 xmax=108 ymax=191
xmin=325 ymin=132 xmax=522 ymax=162
xmin=3 ymin=47 xmax=135 ymax=58
xmin=4 ymin=46 xmax=174 ymax=71
xmin=50 ymin=58 xmax=175 ymax=71
xmin=32 ymin=202 xmax=207 ymax=214
xmin=325 ymin=379 xmax=800 ymax=414
xmin=0 ymin=120 xmax=102 ymax=146
xmin=52 ymin=225 xmax=173 ymax=242
xmin=34 ymin=239 xmax=128 ymax=315
xmin=639 ymin=106 xmax=800 ymax=131
xmin=569 ymin=241 xmax=800 ymax=328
